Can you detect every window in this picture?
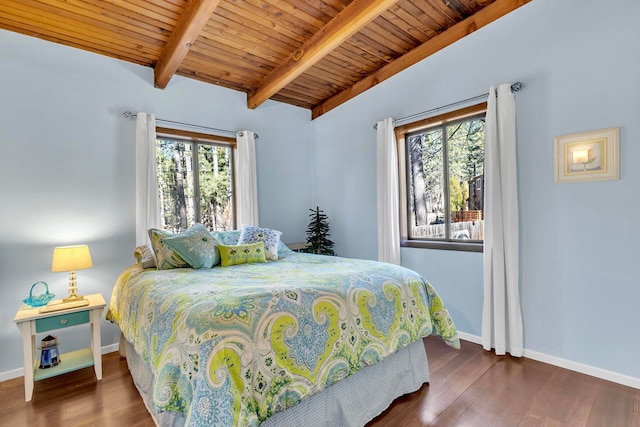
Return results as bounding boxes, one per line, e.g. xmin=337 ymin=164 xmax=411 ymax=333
xmin=396 ymin=103 xmax=486 ymax=251
xmin=155 ymin=128 xmax=235 ymax=233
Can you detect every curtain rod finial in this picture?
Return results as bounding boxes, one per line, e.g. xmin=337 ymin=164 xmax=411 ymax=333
xmin=123 ymin=111 xmax=136 ymax=120
xmin=511 ymin=82 xmax=523 ymax=92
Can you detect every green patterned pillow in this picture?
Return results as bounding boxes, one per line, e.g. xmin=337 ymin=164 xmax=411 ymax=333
xmin=148 ymin=228 xmax=189 ymax=270
xmin=218 ymin=242 xmax=267 ymax=267
xmin=163 ymin=224 xmax=221 ymax=269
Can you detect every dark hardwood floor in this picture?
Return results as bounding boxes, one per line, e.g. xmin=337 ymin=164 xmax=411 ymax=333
xmin=1 ymin=336 xmax=638 ymax=426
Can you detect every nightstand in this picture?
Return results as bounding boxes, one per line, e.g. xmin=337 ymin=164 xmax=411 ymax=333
xmin=13 ymin=293 xmax=106 ymax=402
xmin=286 ymin=242 xmax=310 ymax=252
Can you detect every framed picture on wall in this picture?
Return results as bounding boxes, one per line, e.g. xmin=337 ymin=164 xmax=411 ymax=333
xmin=554 ymin=127 xmax=619 ymax=183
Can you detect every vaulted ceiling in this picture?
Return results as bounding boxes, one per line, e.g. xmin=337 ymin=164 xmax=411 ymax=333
xmin=0 ymin=0 xmax=529 ymax=119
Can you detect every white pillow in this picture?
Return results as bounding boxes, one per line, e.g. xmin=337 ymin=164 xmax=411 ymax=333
xmin=237 ymin=225 xmax=282 ymax=261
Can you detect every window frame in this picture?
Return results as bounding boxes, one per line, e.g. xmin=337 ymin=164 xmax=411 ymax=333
xmin=395 ymin=102 xmax=487 ymax=253
xmin=155 ymin=127 xmax=237 ymax=232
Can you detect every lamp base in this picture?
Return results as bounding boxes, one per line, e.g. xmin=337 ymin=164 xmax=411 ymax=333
xmin=63 ymin=295 xmax=86 ymax=303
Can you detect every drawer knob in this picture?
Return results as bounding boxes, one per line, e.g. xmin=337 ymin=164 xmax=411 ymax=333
xmin=60 ymin=319 xmax=68 ymax=325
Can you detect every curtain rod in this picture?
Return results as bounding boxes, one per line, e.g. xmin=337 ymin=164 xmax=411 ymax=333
xmin=374 ymin=82 xmax=523 ymax=129
xmin=122 ymin=111 xmax=258 ymax=139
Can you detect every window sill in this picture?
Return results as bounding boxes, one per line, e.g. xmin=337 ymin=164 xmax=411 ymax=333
xmin=401 ymin=239 xmax=483 ymax=253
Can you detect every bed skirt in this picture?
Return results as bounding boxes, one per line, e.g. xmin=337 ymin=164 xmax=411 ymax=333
xmin=123 ymin=337 xmax=430 ymax=427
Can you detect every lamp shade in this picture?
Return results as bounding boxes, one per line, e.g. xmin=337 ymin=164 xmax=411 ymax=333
xmin=51 ymin=245 xmax=93 ymax=272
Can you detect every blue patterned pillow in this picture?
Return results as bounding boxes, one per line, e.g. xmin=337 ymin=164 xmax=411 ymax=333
xmin=277 ymin=241 xmax=293 ymax=257
xmin=163 ymin=224 xmax=221 ymax=269
xmin=210 ymin=229 xmax=241 ymax=246
xmin=237 ymin=225 xmax=282 ymax=261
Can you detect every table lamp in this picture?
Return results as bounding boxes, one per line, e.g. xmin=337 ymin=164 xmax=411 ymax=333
xmin=51 ymin=245 xmax=93 ymax=302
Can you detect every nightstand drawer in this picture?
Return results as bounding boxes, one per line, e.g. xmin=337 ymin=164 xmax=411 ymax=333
xmin=36 ymin=311 xmax=90 ymax=333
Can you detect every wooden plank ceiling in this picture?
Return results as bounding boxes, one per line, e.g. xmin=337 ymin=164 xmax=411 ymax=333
xmin=0 ymin=0 xmax=530 ymax=119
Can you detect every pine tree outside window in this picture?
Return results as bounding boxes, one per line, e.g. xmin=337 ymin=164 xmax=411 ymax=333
xmin=395 ymin=103 xmax=486 ymax=252
xmin=155 ymin=129 xmax=235 ymax=233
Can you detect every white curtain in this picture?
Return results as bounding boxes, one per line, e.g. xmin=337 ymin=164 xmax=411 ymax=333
xmin=135 ymin=112 xmax=161 ymax=246
xmin=235 ymin=131 xmax=259 ymax=227
xmin=376 ymin=118 xmax=401 ymax=265
xmin=482 ymin=84 xmax=523 ymax=357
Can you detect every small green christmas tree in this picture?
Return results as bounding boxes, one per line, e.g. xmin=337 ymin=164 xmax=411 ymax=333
xmin=305 ymin=207 xmax=335 ymax=255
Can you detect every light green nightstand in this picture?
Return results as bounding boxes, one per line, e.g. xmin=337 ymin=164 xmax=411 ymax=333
xmin=13 ymin=293 xmax=106 ymax=401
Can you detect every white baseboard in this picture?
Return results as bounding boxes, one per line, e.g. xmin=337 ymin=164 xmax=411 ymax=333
xmin=101 ymin=342 xmax=119 ymax=354
xmin=455 ymin=331 xmax=640 ymax=390
xmin=0 ymin=367 xmax=23 ymax=383
xmin=456 ymin=331 xmax=482 ymax=345
xmin=0 ymin=342 xmax=121 ymax=383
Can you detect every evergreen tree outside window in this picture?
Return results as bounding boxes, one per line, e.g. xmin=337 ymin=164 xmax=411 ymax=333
xmin=156 ymin=131 xmax=235 ymax=233
xmin=396 ymin=103 xmax=486 ymax=251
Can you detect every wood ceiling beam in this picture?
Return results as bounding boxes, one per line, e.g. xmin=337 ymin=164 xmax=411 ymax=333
xmin=154 ymin=0 xmax=222 ymax=89
xmin=247 ymin=0 xmax=401 ymax=110
xmin=311 ymin=0 xmax=531 ymax=120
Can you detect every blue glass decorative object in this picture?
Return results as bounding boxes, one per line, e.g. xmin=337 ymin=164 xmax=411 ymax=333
xmin=23 ymin=281 xmax=55 ymax=307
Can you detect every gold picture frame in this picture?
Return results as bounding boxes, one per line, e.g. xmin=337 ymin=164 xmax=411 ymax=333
xmin=554 ymin=127 xmax=619 ymax=183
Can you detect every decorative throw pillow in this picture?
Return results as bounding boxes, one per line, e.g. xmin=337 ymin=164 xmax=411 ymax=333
xmin=133 ymin=245 xmax=156 ymax=269
xmin=277 ymin=240 xmax=293 ymax=258
xmin=163 ymin=224 xmax=221 ymax=269
xmin=148 ymin=228 xmax=189 ymax=270
xmin=218 ymin=242 xmax=267 ymax=267
xmin=213 ymin=230 xmax=291 ymax=259
xmin=210 ymin=229 xmax=241 ymax=246
xmin=237 ymin=225 xmax=282 ymax=261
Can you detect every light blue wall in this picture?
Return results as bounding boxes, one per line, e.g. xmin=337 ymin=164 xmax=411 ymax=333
xmin=312 ymin=0 xmax=640 ymax=379
xmin=0 ymin=30 xmax=312 ymax=373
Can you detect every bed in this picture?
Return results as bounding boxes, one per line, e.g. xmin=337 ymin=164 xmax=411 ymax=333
xmin=107 ymin=232 xmax=458 ymax=427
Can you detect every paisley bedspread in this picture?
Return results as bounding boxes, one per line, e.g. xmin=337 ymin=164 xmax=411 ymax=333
xmin=107 ymin=252 xmax=459 ymax=426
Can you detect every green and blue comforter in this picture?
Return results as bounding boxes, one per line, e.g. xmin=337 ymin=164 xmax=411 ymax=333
xmin=107 ymin=252 xmax=458 ymax=426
